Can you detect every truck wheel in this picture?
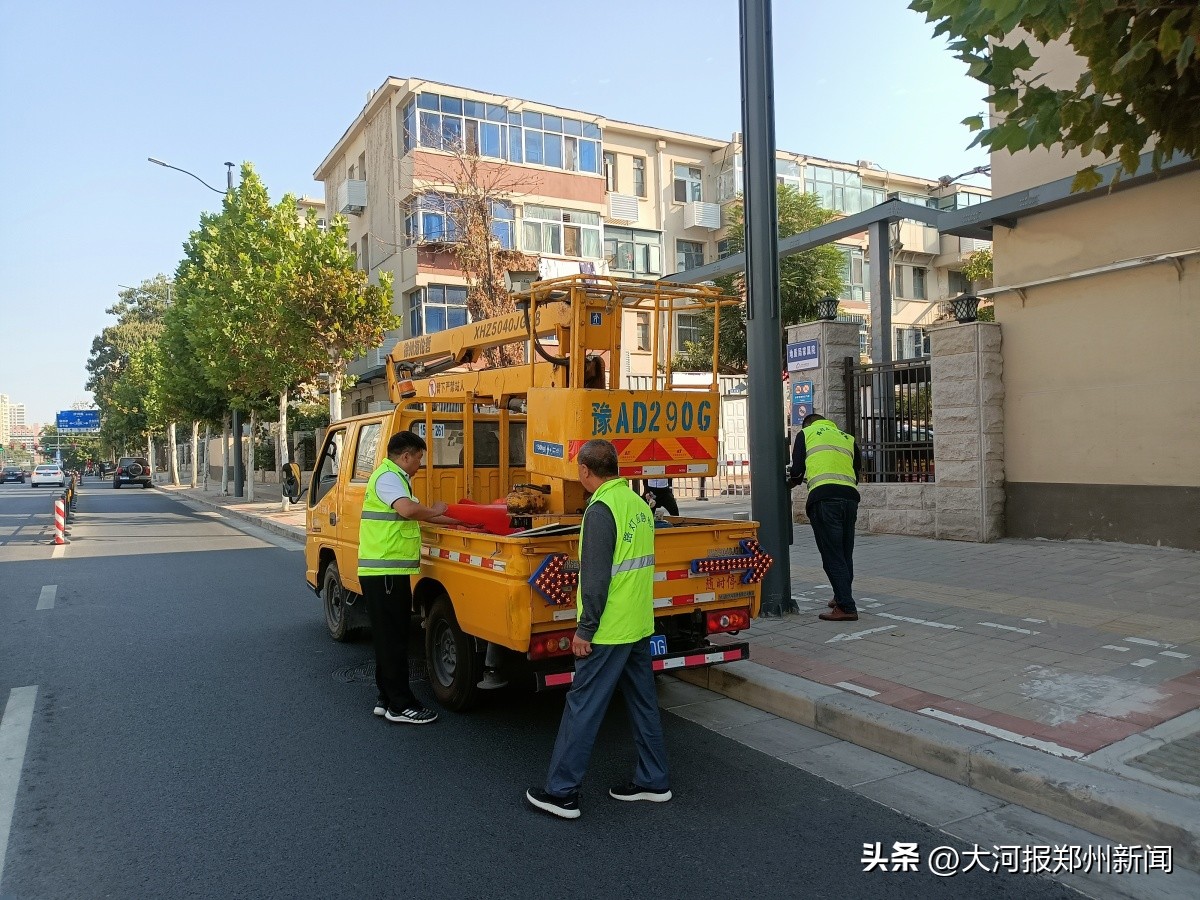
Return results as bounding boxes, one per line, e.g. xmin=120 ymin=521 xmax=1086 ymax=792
xmin=425 ymin=595 xmax=483 ymax=712
xmin=323 ymin=562 xmax=353 ymax=642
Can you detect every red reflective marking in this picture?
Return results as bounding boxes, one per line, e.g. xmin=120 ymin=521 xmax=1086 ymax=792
xmin=544 ymin=672 xmax=574 ymax=687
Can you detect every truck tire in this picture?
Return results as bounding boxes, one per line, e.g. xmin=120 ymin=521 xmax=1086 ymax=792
xmin=323 ymin=561 xmax=354 ymax=642
xmin=425 ymin=595 xmax=483 ymax=712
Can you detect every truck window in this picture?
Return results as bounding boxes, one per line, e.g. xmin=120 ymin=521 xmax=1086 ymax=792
xmin=309 ymin=429 xmax=345 ymax=506
xmin=351 ymin=422 xmax=383 ymax=481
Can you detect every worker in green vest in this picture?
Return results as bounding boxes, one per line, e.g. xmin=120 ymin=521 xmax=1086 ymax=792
xmin=789 ymin=413 xmax=862 ymax=622
xmin=361 ymin=430 xmax=461 ymax=725
xmin=526 ymin=439 xmax=671 ymax=819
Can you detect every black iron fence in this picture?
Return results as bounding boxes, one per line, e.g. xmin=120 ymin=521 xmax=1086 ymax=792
xmin=843 ymin=355 xmax=934 ymax=483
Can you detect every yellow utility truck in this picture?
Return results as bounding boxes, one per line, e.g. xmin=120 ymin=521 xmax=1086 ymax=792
xmin=304 ymin=275 xmax=768 ymax=710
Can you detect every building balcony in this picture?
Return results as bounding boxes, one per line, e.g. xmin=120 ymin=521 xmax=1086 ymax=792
xmin=933 ymin=235 xmax=992 ymax=267
xmin=896 ymin=220 xmax=941 ymax=255
xmin=337 ymin=179 xmax=367 ymax=216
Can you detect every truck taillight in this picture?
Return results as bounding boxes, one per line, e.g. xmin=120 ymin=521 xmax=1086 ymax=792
xmin=529 ymin=629 xmax=575 ymax=660
xmin=706 ymin=608 xmax=751 ymax=635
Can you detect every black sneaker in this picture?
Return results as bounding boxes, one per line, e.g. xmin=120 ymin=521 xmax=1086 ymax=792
xmin=373 ymin=697 xmax=387 ymax=717
xmin=608 ymin=782 xmax=672 ymax=803
xmin=385 ymin=705 xmax=438 ymax=725
xmin=525 ymin=788 xmax=580 ymax=819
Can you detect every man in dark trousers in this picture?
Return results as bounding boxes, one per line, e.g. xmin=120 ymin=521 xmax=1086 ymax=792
xmin=789 ymin=413 xmax=862 ymax=622
xmin=359 ymin=430 xmax=461 ymax=724
xmin=526 ymin=439 xmax=671 ymax=819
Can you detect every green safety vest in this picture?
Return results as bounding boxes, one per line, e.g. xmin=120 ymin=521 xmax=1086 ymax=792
xmin=358 ymin=458 xmax=422 ymax=576
xmin=578 ymin=477 xmax=656 ymax=645
xmin=802 ymin=420 xmax=857 ymax=491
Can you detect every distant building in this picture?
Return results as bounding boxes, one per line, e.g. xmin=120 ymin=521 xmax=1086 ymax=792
xmin=0 ymin=395 xmax=10 ymax=446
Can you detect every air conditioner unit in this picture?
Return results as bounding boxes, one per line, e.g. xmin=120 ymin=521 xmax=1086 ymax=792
xmin=683 ymin=201 xmax=721 ymax=230
xmin=366 ymin=401 xmax=395 ymax=413
xmin=337 ymin=179 xmax=367 ymax=216
xmin=607 ymin=193 xmax=639 ymax=224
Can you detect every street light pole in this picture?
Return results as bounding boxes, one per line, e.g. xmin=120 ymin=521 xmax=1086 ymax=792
xmin=149 ymin=156 xmax=245 ymax=496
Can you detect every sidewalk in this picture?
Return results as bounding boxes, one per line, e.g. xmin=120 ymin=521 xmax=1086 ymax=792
xmin=158 ymin=479 xmax=1200 ymax=867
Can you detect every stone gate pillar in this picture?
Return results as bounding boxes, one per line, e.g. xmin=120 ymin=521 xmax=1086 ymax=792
xmin=930 ymin=321 xmax=1005 ymax=541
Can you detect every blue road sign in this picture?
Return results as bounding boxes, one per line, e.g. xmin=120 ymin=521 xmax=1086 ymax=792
xmin=56 ymin=410 xmax=100 ymax=433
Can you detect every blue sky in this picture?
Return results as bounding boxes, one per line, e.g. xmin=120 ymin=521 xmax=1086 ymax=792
xmin=0 ymin=0 xmax=988 ymax=425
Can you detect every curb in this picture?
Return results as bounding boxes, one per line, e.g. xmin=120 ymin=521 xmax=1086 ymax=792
xmin=168 ymin=489 xmax=305 ymax=545
xmin=677 ymin=660 xmax=1200 ymax=870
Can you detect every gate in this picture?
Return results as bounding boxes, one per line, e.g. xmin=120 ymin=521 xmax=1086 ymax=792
xmin=843 ymin=356 xmax=934 ymax=483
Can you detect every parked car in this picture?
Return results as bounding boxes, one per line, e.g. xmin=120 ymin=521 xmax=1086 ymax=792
xmin=31 ymin=464 xmax=65 ymax=487
xmin=2 ymin=466 xmax=25 ymax=483
xmin=113 ymin=457 xmax=152 ymax=489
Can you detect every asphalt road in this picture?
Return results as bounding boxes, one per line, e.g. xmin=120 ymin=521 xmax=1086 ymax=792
xmin=0 ymin=482 xmax=1080 ymax=899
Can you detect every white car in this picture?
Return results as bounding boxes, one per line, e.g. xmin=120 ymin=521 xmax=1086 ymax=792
xmin=31 ymin=465 xmax=65 ymax=487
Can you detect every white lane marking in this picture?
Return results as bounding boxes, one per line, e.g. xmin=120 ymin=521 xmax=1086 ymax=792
xmin=36 ymin=585 xmax=56 ymax=610
xmin=875 ymin=612 xmax=959 ymax=630
xmin=835 ymin=681 xmax=879 ymax=697
xmin=918 ymin=706 xmax=1083 ymax=759
xmin=978 ymin=622 xmax=1040 ymax=635
xmin=1124 ymin=637 xmax=1175 ymax=649
xmin=50 ymin=544 xmax=65 ymax=559
xmin=1022 ymin=618 xmax=1046 ymax=623
xmin=0 ymin=686 xmax=38 ymax=886
xmin=826 ymin=625 xmax=897 ymax=644
xmin=1101 ymin=645 xmax=1131 ymax=652
xmin=1131 ymin=659 xmax=1156 ymax=668
xmin=1160 ymin=651 xmax=1190 ymax=659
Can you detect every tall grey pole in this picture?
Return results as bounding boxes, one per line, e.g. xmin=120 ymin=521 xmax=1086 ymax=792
xmin=225 ymin=162 xmax=246 ymax=498
xmin=740 ymin=0 xmax=794 ymax=617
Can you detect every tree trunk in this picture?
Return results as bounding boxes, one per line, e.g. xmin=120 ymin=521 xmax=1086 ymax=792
xmin=202 ymin=424 xmax=210 ymax=490
xmin=168 ymin=421 xmax=180 ymax=486
xmin=278 ymin=390 xmax=290 ymax=511
xmin=190 ymin=421 xmax=200 ymax=488
xmin=246 ymin=410 xmax=256 ymax=502
xmin=328 ymin=362 xmax=343 ymax=423
xmin=221 ymin=416 xmax=230 ymax=495
xmin=146 ymin=433 xmax=154 ymax=483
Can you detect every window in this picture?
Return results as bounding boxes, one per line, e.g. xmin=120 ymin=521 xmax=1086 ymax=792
xmin=775 ymin=159 xmax=802 ymax=191
xmin=603 ymin=228 xmax=662 ymax=275
xmin=677 ymin=313 xmax=703 ymax=348
xmin=938 ymin=190 xmax=987 ymax=211
xmin=635 ymin=313 xmax=650 ymax=351
xmin=838 ymin=313 xmax=871 ymax=360
xmin=717 ymin=155 xmax=743 ymax=202
xmin=673 ymin=164 xmax=703 ymax=202
xmin=838 ymin=245 xmax=869 ymax=301
xmin=361 ymin=232 xmax=370 ymax=271
xmin=895 ymin=327 xmax=930 ymax=360
xmin=522 ymin=205 xmax=601 ymax=258
xmin=912 ymin=267 xmax=926 ymax=300
xmin=407 ymin=284 xmax=470 ymax=337
xmin=804 ymin=165 xmax=885 ymax=214
xmin=948 ymin=270 xmax=970 ymax=295
xmin=310 ymin=428 xmax=345 ymax=506
xmin=896 ymin=191 xmax=937 ymax=209
xmin=676 ymin=240 xmax=705 ymax=271
xmin=490 ymin=200 xmax=515 ymax=250
xmin=604 ymin=152 xmax=617 ymax=192
xmin=471 ymin=420 xmax=526 ymax=468
xmin=358 ymin=152 xmax=367 ymax=183
xmin=405 ymin=193 xmax=462 ymax=245
xmin=632 ymin=157 xmax=646 ymax=198
xmin=351 ymin=422 xmax=382 ymax=481
xmin=893 ymin=265 xmax=905 ymax=299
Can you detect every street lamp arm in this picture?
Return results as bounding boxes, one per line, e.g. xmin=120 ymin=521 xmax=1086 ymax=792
xmin=147 ymin=157 xmax=226 ymax=195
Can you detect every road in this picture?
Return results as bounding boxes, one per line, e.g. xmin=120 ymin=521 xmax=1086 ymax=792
xmin=0 ymin=481 xmax=1080 ymax=899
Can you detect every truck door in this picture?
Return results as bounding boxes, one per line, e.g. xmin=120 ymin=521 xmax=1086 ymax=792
xmin=344 ymin=418 xmax=387 ymax=592
xmin=308 ymin=424 xmax=347 ymax=568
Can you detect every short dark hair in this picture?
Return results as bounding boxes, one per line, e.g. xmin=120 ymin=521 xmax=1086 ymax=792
xmin=802 ymin=413 xmax=827 ymax=428
xmin=387 ymin=430 xmax=427 ymax=456
xmin=577 ymin=438 xmax=619 ymax=478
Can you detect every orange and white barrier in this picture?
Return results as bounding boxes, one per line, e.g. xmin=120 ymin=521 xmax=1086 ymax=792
xmin=53 ymin=498 xmax=67 ymax=545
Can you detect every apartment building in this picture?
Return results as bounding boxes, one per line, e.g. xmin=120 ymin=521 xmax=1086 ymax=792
xmin=0 ymin=395 xmax=11 ymax=447
xmin=314 ymin=77 xmax=989 ymax=415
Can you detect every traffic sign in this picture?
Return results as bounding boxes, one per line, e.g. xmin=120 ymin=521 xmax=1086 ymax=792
xmin=56 ymin=410 xmax=100 ymax=433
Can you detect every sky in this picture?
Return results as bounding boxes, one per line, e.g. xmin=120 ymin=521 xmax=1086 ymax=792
xmin=0 ymin=0 xmax=989 ymax=426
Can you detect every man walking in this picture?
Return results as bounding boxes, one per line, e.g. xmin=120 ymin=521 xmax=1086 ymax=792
xmin=789 ymin=413 xmax=861 ymax=622
xmin=360 ymin=430 xmax=460 ymax=724
xmin=640 ymin=477 xmax=679 ymax=517
xmin=526 ymin=439 xmax=671 ymax=819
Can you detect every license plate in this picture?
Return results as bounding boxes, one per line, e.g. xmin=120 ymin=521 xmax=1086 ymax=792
xmin=649 ymin=634 xmax=667 ymax=657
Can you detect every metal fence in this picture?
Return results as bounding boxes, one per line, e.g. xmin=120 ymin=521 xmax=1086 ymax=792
xmin=843 ymin=355 xmax=934 ymax=483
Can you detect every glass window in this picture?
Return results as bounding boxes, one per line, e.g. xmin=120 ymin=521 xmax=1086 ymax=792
xmin=508 ymin=126 xmax=523 ymax=163
xmin=486 ymin=103 xmax=507 ymax=122
xmin=310 ymin=428 xmax=345 ymax=505
xmin=419 ymin=110 xmax=441 ymax=148
xmin=563 ymin=118 xmax=582 ymax=136
xmin=632 ymin=157 xmax=646 ymax=198
xmin=673 ymin=164 xmax=703 ymax=202
xmin=717 ymin=238 xmax=733 ymax=259
xmin=480 ymin=122 xmax=503 ymax=159
xmin=544 ymin=133 xmax=563 ymax=168
xmin=677 ymin=239 xmax=705 ymax=271
xmin=582 ymin=122 xmax=601 ymax=139
xmin=441 ymin=116 xmax=462 ymax=151
xmin=677 ymin=313 xmax=703 ymax=348
xmin=913 ymin=267 xmax=927 ymax=300
xmin=948 ymin=270 xmax=970 ymax=295
xmin=543 ymin=115 xmax=562 ymax=132
xmin=524 ymin=130 xmax=543 ymax=165
xmin=579 ymin=139 xmax=598 ymax=174
xmin=351 ymin=422 xmax=382 ymax=481
xmin=718 ymin=155 xmax=743 ymax=202
xmin=604 ymin=152 xmax=617 ymax=192
xmin=408 ymin=284 xmax=471 ymax=337
xmin=523 ymin=111 xmax=542 ymax=129
xmin=464 ymin=99 xmax=485 ymax=118
xmin=490 ymin=201 xmax=515 ymax=249
xmin=440 ymin=95 xmax=463 ymax=115
xmin=635 ymin=313 xmax=650 ymax=351
xmin=604 ymin=228 xmax=663 ymax=275
xmin=417 ymin=93 xmax=439 ymax=111
xmin=894 ymin=327 xmax=930 ymax=360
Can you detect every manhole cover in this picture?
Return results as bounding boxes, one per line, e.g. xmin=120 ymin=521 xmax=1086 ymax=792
xmin=1127 ymin=732 xmax=1200 ymax=788
xmin=332 ymin=659 xmax=427 ymax=683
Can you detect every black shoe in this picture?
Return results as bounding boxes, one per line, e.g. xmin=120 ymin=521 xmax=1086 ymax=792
xmin=525 ymin=788 xmax=580 ymax=819
xmin=609 ymin=782 xmax=672 ymax=803
xmin=385 ymin=705 xmax=438 ymax=725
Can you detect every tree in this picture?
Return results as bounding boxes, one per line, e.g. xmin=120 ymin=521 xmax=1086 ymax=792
xmin=674 ymin=184 xmax=844 ymax=374
xmin=910 ymin=0 xmax=1200 ymax=191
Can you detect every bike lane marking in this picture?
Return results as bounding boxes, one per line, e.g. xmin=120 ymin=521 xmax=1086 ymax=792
xmin=0 ymin=685 xmax=38 ymax=886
